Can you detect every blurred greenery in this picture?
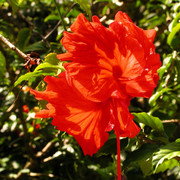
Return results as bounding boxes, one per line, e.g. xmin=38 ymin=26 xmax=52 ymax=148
xmin=0 ymin=0 xmax=180 ymax=179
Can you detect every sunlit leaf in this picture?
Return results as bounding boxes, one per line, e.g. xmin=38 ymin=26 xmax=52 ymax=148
xmin=168 ymin=12 xmax=180 ymax=31
xmin=154 ymin=158 xmax=179 ymax=173
xmin=149 ymin=88 xmax=172 ymax=106
xmin=133 ymin=112 xmax=164 ymax=133
xmin=44 ymin=53 xmax=61 ymax=65
xmin=157 ymin=55 xmax=173 ymax=79
xmin=34 ymin=53 xmax=64 ymax=74
xmin=14 ymin=71 xmax=54 ymax=86
xmin=73 ymin=0 xmax=92 ymax=18
xmin=153 ymin=142 xmax=180 ymax=172
xmin=44 ymin=14 xmax=60 ymax=22
xmin=167 ymin=23 xmax=180 ymax=48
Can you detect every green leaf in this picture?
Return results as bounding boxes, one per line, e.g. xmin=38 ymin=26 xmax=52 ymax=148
xmin=149 ymin=88 xmax=172 ymax=106
xmin=44 ymin=53 xmax=61 ymax=65
xmin=124 ymin=144 xmax=158 ymax=168
xmin=17 ymin=28 xmax=31 ymax=50
xmin=44 ymin=14 xmax=60 ymax=22
xmin=34 ymin=53 xmax=64 ymax=74
xmin=167 ymin=23 xmax=180 ymax=47
xmin=73 ymin=0 xmax=92 ymax=18
xmin=169 ymin=12 xmax=180 ymax=31
xmin=138 ymin=157 xmax=153 ymax=176
xmin=157 ymin=55 xmax=173 ymax=79
xmin=175 ymin=138 xmax=180 ymax=143
xmin=14 ymin=53 xmax=64 ymax=86
xmin=0 ymin=51 xmax=6 ymax=78
xmin=155 ymin=158 xmax=179 ymax=173
xmin=14 ymin=71 xmax=54 ymax=86
xmin=8 ymin=0 xmax=19 ymax=13
xmin=25 ymin=41 xmax=47 ymax=52
xmin=175 ymin=58 xmax=180 ymax=83
xmin=133 ymin=112 xmax=164 ymax=133
xmin=153 ymin=142 xmax=180 ymax=172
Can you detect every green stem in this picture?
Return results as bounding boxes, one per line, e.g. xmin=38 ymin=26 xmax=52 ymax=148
xmin=116 ymin=133 xmax=121 ymax=180
xmin=53 ymin=0 xmax=67 ymax=31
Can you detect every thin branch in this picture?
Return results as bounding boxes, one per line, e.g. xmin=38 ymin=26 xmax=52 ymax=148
xmin=17 ymin=11 xmax=34 ymax=27
xmin=29 ymin=172 xmax=55 ymax=178
xmin=162 ymin=119 xmax=180 ymax=123
xmin=17 ymin=11 xmax=50 ymax=48
xmin=0 ymin=34 xmax=27 ymax=59
xmin=36 ymin=132 xmax=59 ymax=157
xmin=43 ymin=2 xmax=76 ymax=40
xmin=174 ymin=156 xmax=180 ymax=161
xmin=16 ymin=131 xmax=59 ymax=179
xmin=137 ymin=134 xmax=157 ymax=144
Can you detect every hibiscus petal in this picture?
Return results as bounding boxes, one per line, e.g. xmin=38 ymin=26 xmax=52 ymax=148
xmin=65 ymin=62 xmax=128 ymax=102
xmin=57 ymin=12 xmax=160 ymax=102
xmin=31 ymin=72 xmax=110 ymax=155
xmin=57 ymin=14 xmax=115 ymax=63
xmin=121 ymin=71 xmax=159 ymax=98
xmin=110 ymin=98 xmax=140 ymax=138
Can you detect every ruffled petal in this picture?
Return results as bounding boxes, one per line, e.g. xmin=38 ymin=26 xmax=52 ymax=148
xmin=57 ymin=11 xmax=160 ymax=101
xmin=119 ymin=54 xmax=161 ymax=98
xmin=65 ymin=62 xmax=128 ymax=102
xmin=31 ymin=72 xmax=110 ymax=155
xmin=121 ymin=71 xmax=159 ymax=98
xmin=110 ymin=98 xmax=140 ymax=138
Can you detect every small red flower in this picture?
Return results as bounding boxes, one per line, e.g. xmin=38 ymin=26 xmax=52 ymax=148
xmin=23 ymin=105 xmax=29 ymax=113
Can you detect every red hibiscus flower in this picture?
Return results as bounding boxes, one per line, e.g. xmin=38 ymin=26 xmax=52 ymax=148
xmin=31 ymin=11 xmax=161 ymax=180
xmin=31 ymin=72 xmax=140 ymax=156
xmin=57 ymin=11 xmax=161 ymax=102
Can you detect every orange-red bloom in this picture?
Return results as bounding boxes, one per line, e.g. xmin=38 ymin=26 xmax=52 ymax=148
xmin=31 ymin=72 xmax=140 ymax=155
xmin=57 ymin=11 xmax=161 ymax=102
xmin=31 ymin=12 xmax=161 ymax=179
xmin=23 ymin=105 xmax=29 ymax=113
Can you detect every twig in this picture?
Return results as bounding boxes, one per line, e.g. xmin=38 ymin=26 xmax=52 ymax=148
xmin=29 ymin=172 xmax=55 ymax=178
xmin=137 ymin=134 xmax=157 ymax=144
xmin=17 ymin=11 xmax=34 ymax=27
xmin=16 ymin=131 xmax=59 ymax=179
xmin=17 ymin=11 xmax=50 ymax=48
xmin=36 ymin=132 xmax=59 ymax=157
xmin=162 ymin=119 xmax=180 ymax=123
xmin=43 ymin=2 xmax=76 ymax=40
xmin=174 ymin=156 xmax=180 ymax=161
xmin=0 ymin=34 xmax=27 ymax=59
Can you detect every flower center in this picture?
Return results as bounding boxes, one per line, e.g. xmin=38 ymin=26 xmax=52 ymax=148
xmin=113 ymin=66 xmax=122 ymax=79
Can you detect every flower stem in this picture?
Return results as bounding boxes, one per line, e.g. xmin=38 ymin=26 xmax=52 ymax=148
xmin=53 ymin=0 xmax=67 ymax=31
xmin=116 ymin=133 xmax=121 ymax=180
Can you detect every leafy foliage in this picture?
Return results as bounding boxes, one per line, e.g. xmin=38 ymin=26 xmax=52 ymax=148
xmin=0 ymin=0 xmax=180 ymax=179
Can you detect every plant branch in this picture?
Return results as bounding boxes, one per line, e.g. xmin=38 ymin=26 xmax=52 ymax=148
xmin=44 ymin=2 xmax=76 ymax=40
xmin=0 ymin=34 xmax=27 ymax=59
xmin=137 ymin=134 xmax=157 ymax=144
xmin=162 ymin=119 xmax=180 ymax=123
xmin=16 ymin=131 xmax=59 ymax=179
